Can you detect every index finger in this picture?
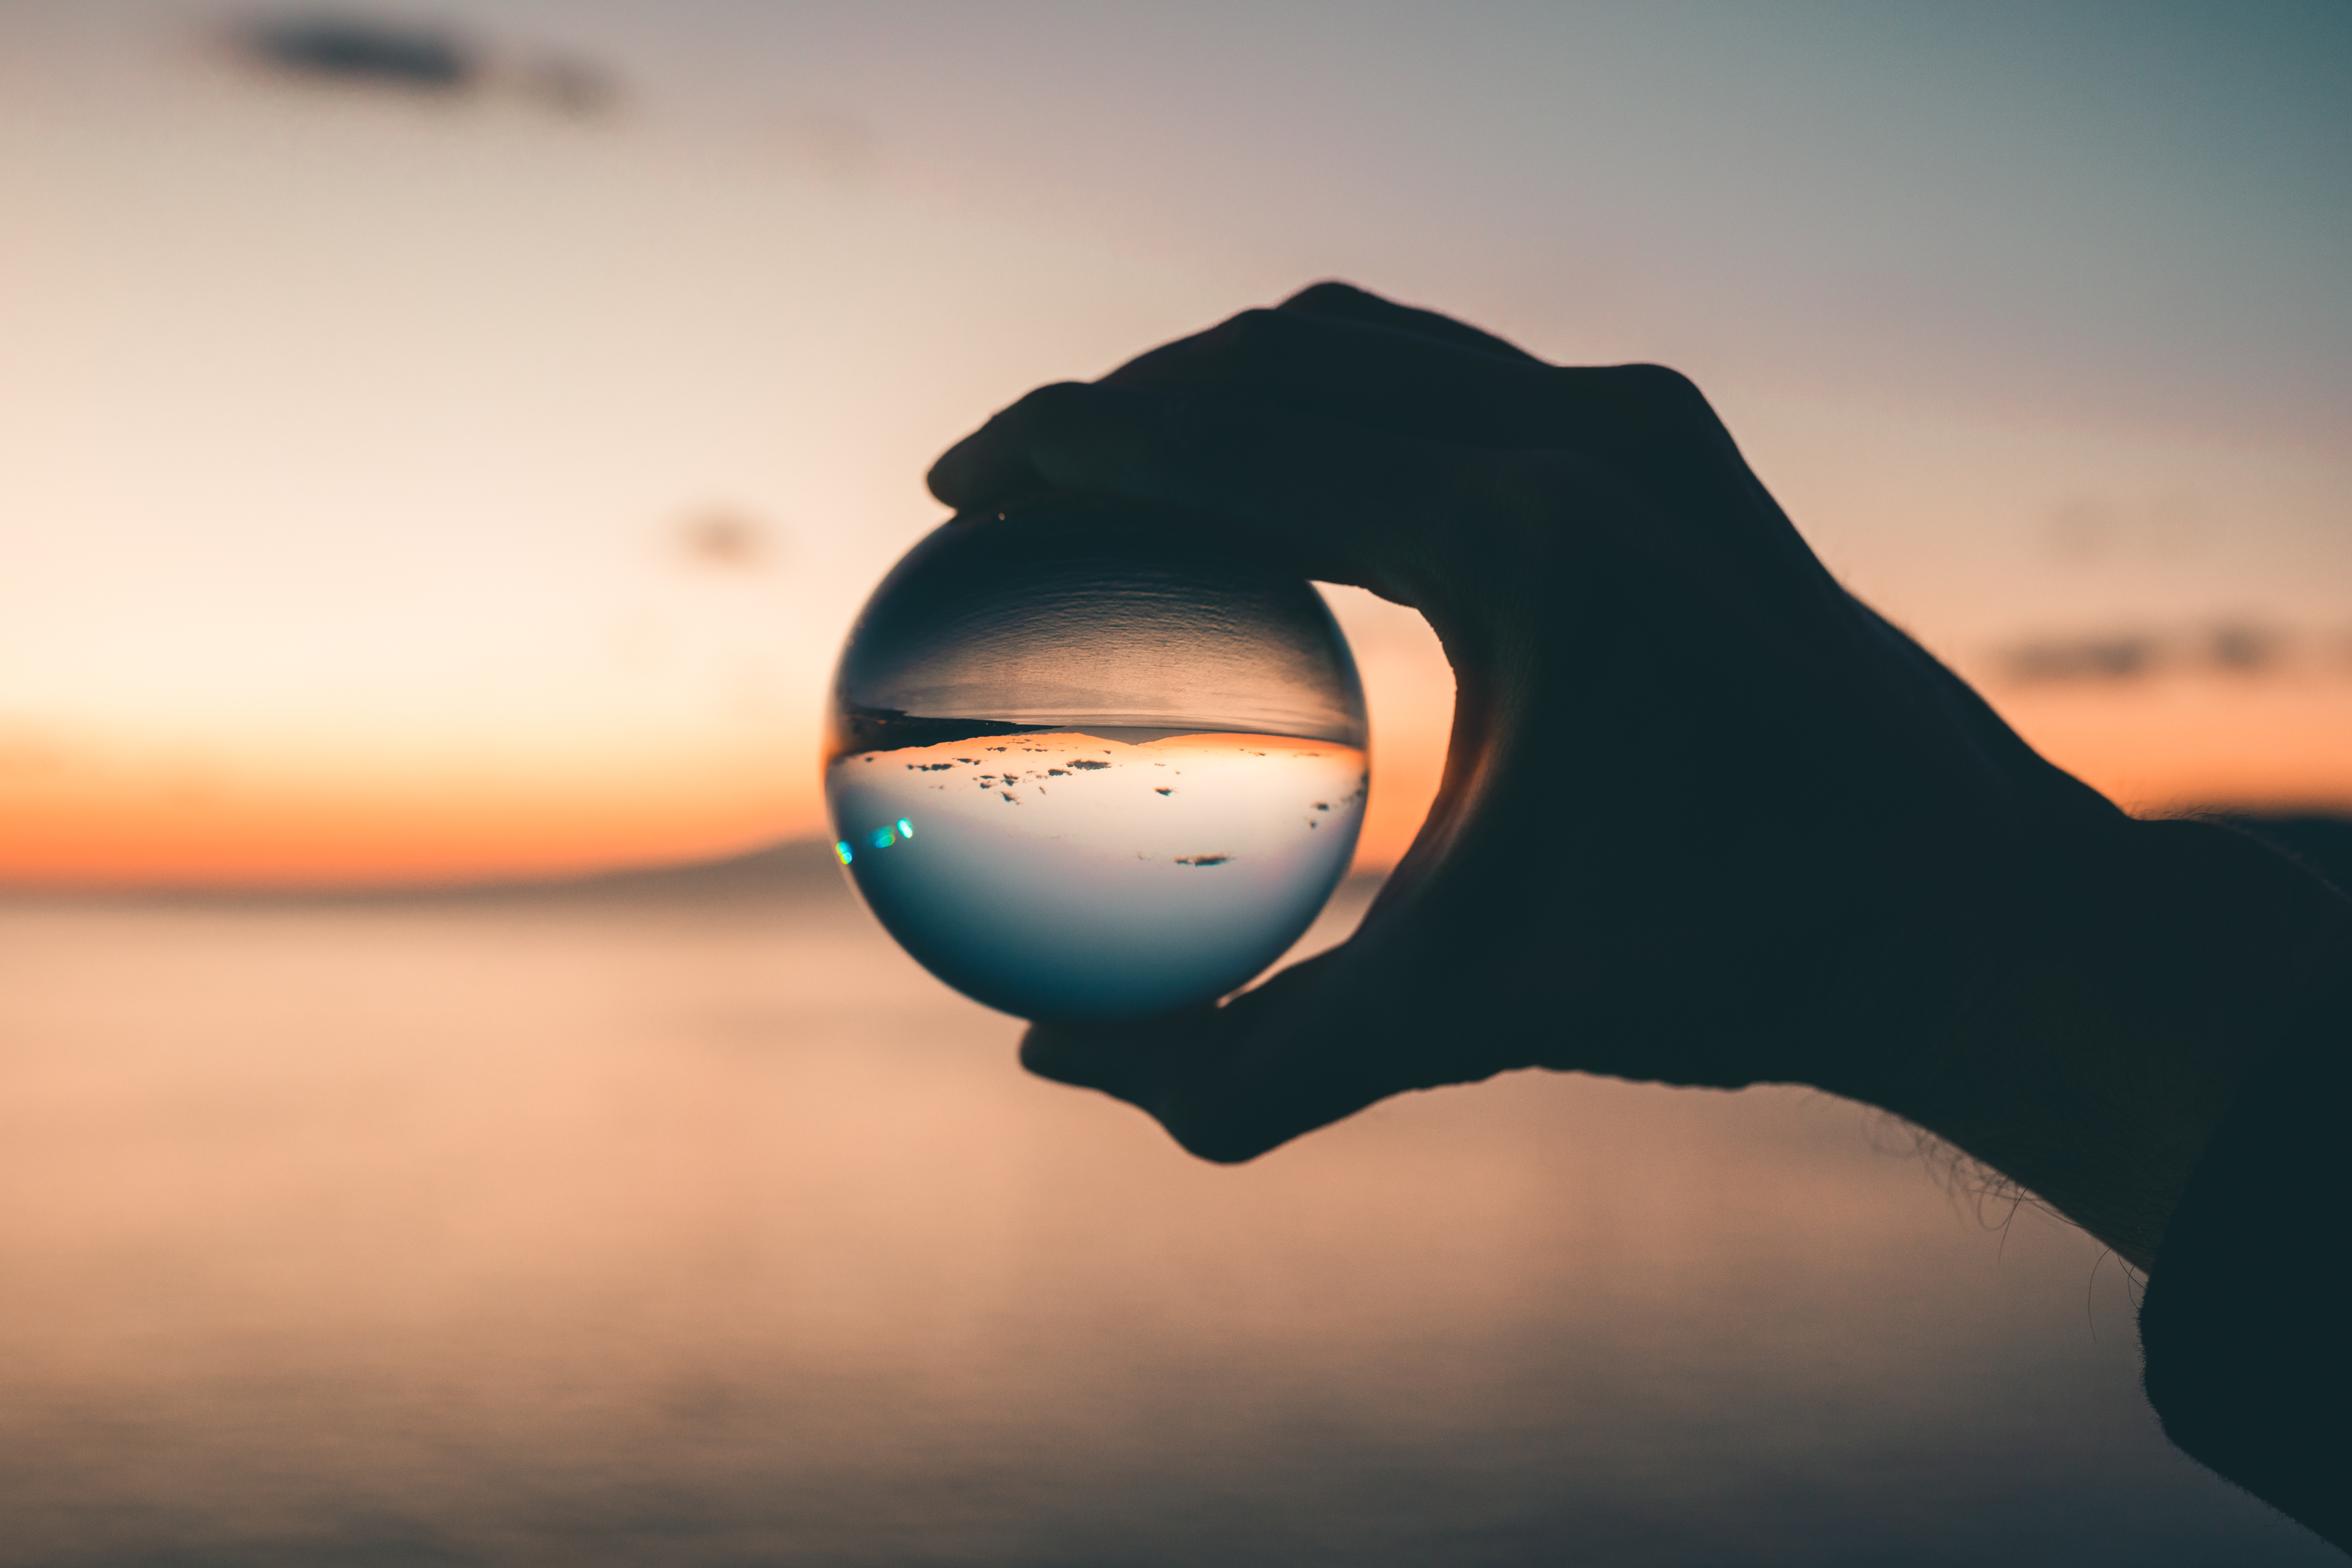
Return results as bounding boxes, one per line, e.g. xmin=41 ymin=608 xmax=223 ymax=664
xmin=923 ymin=380 xmax=1489 ymax=597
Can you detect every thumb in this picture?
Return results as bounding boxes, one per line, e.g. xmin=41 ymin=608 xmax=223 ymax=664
xmin=1018 ymin=901 xmax=1512 ymax=1163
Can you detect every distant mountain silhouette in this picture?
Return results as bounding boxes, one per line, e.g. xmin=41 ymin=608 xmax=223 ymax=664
xmin=404 ymin=839 xmax=860 ymax=906
xmin=0 ymin=840 xmax=858 ymax=910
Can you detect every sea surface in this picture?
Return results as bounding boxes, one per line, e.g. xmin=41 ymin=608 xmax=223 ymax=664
xmin=0 ymin=850 xmax=2333 ymax=1567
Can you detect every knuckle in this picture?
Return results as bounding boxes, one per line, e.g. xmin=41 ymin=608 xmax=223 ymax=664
xmin=1609 ymin=361 xmax=1701 ymax=400
xmin=1281 ymin=279 xmax=1370 ymax=313
xmin=1604 ymin=362 xmax=1717 ymax=428
xmin=1200 ymin=307 xmax=1297 ymax=373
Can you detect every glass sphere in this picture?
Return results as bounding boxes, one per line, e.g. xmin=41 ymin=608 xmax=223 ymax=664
xmin=825 ymin=497 xmax=1370 ymax=1023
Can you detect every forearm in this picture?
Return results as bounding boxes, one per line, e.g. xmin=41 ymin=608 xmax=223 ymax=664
xmin=1820 ymin=813 xmax=2352 ymax=1270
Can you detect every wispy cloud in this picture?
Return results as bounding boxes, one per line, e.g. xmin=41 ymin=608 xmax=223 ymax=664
xmin=229 ymin=11 xmax=620 ymax=117
xmin=1994 ymin=621 xmax=2352 ymax=686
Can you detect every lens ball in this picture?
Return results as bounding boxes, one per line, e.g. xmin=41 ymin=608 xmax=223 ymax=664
xmin=824 ymin=497 xmax=1370 ymax=1022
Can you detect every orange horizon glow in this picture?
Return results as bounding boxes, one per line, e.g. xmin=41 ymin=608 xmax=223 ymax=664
xmin=1996 ymin=677 xmax=2352 ymax=820
xmin=0 ymin=751 xmax=1449 ymax=893
xmin=5 ymin=20 xmax=2347 ymax=894
xmin=0 ymin=745 xmax=818 ymax=890
xmin=8 ymin=676 xmax=2348 ymax=892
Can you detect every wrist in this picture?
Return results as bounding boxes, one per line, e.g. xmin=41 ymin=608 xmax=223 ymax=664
xmin=1814 ymin=811 xmax=2352 ymax=1269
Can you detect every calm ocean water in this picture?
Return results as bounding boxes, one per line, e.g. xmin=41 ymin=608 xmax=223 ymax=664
xmin=0 ymin=855 xmax=2331 ymax=1567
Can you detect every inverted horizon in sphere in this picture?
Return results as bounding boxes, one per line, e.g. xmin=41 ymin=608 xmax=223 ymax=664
xmin=829 ymin=729 xmax=1366 ymax=1021
xmin=826 ymin=499 xmax=1373 ymax=1020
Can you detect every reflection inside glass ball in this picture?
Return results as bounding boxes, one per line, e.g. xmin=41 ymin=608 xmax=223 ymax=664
xmin=824 ymin=498 xmax=1369 ymax=1023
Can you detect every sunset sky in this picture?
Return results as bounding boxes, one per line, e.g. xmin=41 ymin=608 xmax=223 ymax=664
xmin=3 ymin=0 xmax=2348 ymax=887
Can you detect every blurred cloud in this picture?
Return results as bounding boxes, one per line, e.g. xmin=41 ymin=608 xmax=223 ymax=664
xmin=677 ymin=509 xmax=775 ymax=572
xmin=2002 ymin=631 xmax=2164 ymax=684
xmin=1994 ymin=619 xmax=2333 ymax=685
xmin=229 ymin=9 xmax=620 ymax=116
xmin=2042 ymin=494 xmax=2208 ymax=565
xmin=236 ymin=13 xmax=475 ymax=91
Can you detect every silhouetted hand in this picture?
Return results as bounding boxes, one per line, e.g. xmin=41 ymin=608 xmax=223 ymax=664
xmin=928 ymin=283 xmax=2352 ymax=1270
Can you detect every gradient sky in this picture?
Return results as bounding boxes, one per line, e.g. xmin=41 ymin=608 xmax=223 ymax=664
xmin=2 ymin=0 xmax=2348 ymax=885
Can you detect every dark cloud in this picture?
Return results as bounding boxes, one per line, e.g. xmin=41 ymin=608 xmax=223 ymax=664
xmin=231 ymin=13 xmax=621 ymax=117
xmin=2002 ymin=632 xmax=2164 ymax=683
xmin=2205 ymin=622 xmax=2286 ymax=674
xmin=1995 ymin=620 xmax=2317 ymax=685
xmin=239 ymin=14 xmax=476 ymax=93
